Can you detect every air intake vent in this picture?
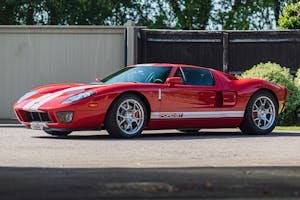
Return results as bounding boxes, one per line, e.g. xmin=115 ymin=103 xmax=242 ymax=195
xmin=25 ymin=112 xmax=51 ymax=122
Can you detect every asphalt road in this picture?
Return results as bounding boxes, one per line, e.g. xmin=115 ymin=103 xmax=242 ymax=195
xmin=1 ymin=125 xmax=300 ymax=199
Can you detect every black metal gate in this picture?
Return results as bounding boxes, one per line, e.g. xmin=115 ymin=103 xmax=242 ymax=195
xmin=137 ymin=29 xmax=300 ymax=74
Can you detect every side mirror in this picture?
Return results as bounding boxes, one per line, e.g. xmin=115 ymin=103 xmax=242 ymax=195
xmin=166 ymin=77 xmax=183 ymax=86
xmin=95 ymin=77 xmax=102 ymax=82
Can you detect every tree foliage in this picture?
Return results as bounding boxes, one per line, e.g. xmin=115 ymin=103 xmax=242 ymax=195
xmin=0 ymin=0 xmax=296 ymax=30
xmin=0 ymin=0 xmax=42 ymax=25
xmin=210 ymin=0 xmax=291 ymax=30
xmin=0 ymin=0 xmax=135 ymax=25
xmin=240 ymin=62 xmax=300 ymax=125
xmin=44 ymin=0 xmax=120 ymax=25
xmin=128 ymin=1 xmax=171 ymax=28
xmin=168 ymin=0 xmax=212 ymax=30
xmin=278 ymin=1 xmax=300 ymax=29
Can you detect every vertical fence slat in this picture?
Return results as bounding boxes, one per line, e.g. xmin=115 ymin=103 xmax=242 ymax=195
xmin=222 ymin=32 xmax=229 ymax=73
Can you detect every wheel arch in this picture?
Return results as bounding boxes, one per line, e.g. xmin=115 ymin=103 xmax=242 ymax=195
xmin=251 ymin=88 xmax=279 ymax=108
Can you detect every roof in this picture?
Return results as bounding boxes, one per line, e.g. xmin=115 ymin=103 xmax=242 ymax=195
xmin=130 ymin=63 xmax=211 ymax=70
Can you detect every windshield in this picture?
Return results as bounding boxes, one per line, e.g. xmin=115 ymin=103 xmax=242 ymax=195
xmin=101 ymin=66 xmax=172 ymax=85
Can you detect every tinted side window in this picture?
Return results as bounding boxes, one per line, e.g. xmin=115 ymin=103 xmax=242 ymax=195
xmin=176 ymin=67 xmax=214 ymax=86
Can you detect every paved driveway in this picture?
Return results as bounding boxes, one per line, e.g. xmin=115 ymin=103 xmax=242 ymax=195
xmin=1 ymin=126 xmax=300 ymax=168
xmin=0 ymin=126 xmax=300 ymax=199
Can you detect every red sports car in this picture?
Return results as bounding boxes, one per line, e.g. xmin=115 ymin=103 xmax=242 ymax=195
xmin=14 ymin=64 xmax=287 ymax=138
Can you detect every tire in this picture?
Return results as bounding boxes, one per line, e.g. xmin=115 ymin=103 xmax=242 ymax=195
xmin=44 ymin=130 xmax=72 ymax=136
xmin=105 ymin=94 xmax=148 ymax=138
xmin=177 ymin=129 xmax=200 ymax=133
xmin=239 ymin=91 xmax=278 ymax=135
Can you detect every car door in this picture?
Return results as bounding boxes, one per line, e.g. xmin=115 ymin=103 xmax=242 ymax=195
xmin=153 ymin=66 xmax=220 ymax=128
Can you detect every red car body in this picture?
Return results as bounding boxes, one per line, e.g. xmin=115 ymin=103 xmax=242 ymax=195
xmin=14 ymin=64 xmax=287 ymax=137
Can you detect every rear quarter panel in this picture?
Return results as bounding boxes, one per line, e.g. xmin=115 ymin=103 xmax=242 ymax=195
xmin=223 ymin=77 xmax=286 ymax=113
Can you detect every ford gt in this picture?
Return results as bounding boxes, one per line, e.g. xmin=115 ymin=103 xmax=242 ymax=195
xmin=14 ymin=63 xmax=287 ymax=138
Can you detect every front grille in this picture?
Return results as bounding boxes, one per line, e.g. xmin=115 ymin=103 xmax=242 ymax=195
xmin=25 ymin=111 xmax=51 ymax=122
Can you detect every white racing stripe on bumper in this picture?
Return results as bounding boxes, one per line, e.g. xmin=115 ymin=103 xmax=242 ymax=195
xmin=150 ymin=111 xmax=244 ymax=119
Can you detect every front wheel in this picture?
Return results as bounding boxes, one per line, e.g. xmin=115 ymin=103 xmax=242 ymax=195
xmin=239 ymin=91 xmax=278 ymax=135
xmin=105 ymin=94 xmax=148 ymax=138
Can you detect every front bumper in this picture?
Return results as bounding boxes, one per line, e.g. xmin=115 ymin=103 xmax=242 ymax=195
xmin=25 ymin=121 xmax=76 ymax=133
xmin=14 ymin=109 xmax=105 ymax=130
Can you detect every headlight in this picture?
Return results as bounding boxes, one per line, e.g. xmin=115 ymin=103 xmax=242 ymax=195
xmin=17 ymin=91 xmax=38 ymax=103
xmin=61 ymin=90 xmax=96 ymax=104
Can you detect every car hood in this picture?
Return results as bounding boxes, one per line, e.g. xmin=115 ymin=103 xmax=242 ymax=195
xmin=16 ymin=83 xmax=107 ymax=112
xmin=32 ymin=83 xmax=105 ymax=94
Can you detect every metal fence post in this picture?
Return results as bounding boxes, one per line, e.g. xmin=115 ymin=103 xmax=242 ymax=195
xmin=222 ymin=32 xmax=229 ymax=73
xmin=124 ymin=20 xmax=135 ymax=66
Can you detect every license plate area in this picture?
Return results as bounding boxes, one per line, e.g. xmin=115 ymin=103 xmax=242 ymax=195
xmin=30 ymin=122 xmax=47 ymax=130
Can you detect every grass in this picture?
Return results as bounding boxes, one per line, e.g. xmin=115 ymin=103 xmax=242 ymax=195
xmin=275 ymin=126 xmax=300 ymax=131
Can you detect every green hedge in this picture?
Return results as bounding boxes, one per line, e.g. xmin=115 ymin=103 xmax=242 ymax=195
xmin=295 ymin=68 xmax=300 ymax=89
xmin=240 ymin=62 xmax=300 ymax=125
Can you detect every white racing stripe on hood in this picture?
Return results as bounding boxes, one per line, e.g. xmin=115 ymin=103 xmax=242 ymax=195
xmin=23 ymin=93 xmax=53 ymax=112
xmin=23 ymin=85 xmax=100 ymax=112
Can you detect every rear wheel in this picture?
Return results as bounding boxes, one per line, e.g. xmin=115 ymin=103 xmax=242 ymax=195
xmin=105 ymin=94 xmax=148 ymax=138
xmin=44 ymin=130 xmax=72 ymax=136
xmin=240 ymin=91 xmax=278 ymax=135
